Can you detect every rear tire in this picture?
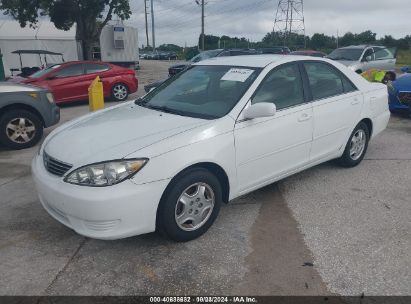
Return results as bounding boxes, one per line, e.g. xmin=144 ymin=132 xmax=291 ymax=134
xmin=111 ymin=83 xmax=129 ymax=101
xmin=0 ymin=109 xmax=43 ymax=150
xmin=337 ymin=122 xmax=369 ymax=167
xmin=156 ymin=168 xmax=222 ymax=242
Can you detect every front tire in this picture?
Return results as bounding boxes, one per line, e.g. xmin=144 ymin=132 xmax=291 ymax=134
xmin=111 ymin=83 xmax=129 ymax=101
xmin=156 ymin=168 xmax=222 ymax=242
xmin=337 ymin=122 xmax=369 ymax=167
xmin=0 ymin=109 xmax=43 ymax=150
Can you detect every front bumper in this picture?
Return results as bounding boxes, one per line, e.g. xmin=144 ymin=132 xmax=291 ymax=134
xmin=32 ymin=154 xmax=170 ymax=240
xmin=389 ymin=94 xmax=411 ymax=113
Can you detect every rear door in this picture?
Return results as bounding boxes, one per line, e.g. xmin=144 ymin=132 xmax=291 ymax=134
xmin=83 ymin=63 xmax=111 ymax=97
xmin=47 ymin=63 xmax=85 ymax=102
xmin=303 ymin=61 xmax=363 ymax=162
xmin=373 ymin=47 xmax=396 ymax=71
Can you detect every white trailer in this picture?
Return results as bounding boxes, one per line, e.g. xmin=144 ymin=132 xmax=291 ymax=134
xmin=99 ymin=24 xmax=139 ymax=69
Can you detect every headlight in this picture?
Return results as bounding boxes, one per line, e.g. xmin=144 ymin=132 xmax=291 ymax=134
xmin=46 ymin=92 xmax=55 ymax=103
xmin=64 ymin=159 xmax=148 ymax=186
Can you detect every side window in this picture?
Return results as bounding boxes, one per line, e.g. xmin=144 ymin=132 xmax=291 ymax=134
xmin=341 ymin=76 xmax=357 ymax=93
xmin=252 ymin=64 xmax=304 ymax=110
xmin=363 ymin=48 xmax=375 ymax=61
xmin=85 ymin=63 xmax=109 ymax=74
xmin=374 ymin=48 xmax=394 ymax=60
xmin=54 ymin=64 xmax=84 ymax=78
xmin=304 ymin=62 xmax=344 ymax=100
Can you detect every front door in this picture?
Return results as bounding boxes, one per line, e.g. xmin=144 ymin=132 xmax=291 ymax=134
xmin=47 ymin=63 xmax=85 ymax=102
xmin=234 ymin=63 xmax=313 ymax=194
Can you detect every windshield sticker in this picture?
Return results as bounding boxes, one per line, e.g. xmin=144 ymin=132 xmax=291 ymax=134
xmin=221 ymin=68 xmax=254 ymax=82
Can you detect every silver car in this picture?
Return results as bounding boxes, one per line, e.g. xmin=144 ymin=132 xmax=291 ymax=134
xmin=327 ymin=45 xmax=396 ymax=73
xmin=0 ymin=83 xmax=60 ymax=149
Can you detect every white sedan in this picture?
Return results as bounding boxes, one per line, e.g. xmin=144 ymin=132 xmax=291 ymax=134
xmin=32 ymin=55 xmax=390 ymax=242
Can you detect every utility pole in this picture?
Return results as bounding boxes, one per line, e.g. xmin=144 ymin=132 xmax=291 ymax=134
xmin=144 ymin=0 xmax=150 ymax=48
xmin=336 ymin=29 xmax=339 ymax=48
xmin=196 ymin=0 xmax=205 ymax=51
xmin=201 ymin=0 xmax=205 ymax=51
xmin=151 ymin=0 xmax=156 ymax=51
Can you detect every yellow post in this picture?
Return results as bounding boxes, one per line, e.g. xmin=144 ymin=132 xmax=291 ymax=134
xmin=88 ymin=76 xmax=104 ymax=111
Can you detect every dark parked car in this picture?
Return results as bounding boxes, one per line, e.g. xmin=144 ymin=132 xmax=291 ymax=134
xmin=291 ymin=50 xmax=327 ymax=57
xmin=257 ymin=47 xmax=291 ymax=55
xmin=159 ymin=51 xmax=177 ymax=60
xmin=168 ymin=48 xmax=257 ymax=77
xmin=0 ymin=83 xmax=60 ymax=149
xmin=145 ymin=49 xmax=258 ymax=92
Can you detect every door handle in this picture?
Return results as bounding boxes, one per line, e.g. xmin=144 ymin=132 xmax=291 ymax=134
xmin=298 ymin=113 xmax=311 ymax=122
xmin=351 ymin=98 xmax=360 ymax=105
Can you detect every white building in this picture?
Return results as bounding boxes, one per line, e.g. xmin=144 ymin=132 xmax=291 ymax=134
xmin=0 ymin=20 xmax=139 ymax=78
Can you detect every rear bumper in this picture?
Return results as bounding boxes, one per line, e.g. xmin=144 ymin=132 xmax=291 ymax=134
xmin=372 ymin=110 xmax=390 ymax=139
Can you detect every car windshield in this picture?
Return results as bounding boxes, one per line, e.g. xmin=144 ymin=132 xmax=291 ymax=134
xmin=327 ymin=48 xmax=364 ymax=61
xmin=137 ymin=65 xmax=261 ymax=119
xmin=29 ymin=64 xmax=61 ymax=78
xmin=190 ymin=50 xmax=222 ymax=63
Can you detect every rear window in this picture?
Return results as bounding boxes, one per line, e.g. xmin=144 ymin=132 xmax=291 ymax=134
xmin=85 ymin=63 xmax=110 ymax=74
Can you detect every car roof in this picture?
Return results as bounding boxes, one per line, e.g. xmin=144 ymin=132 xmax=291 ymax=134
xmin=60 ymin=60 xmax=112 ymax=66
xmin=195 ymin=54 xmax=327 ymax=68
xmin=339 ymin=45 xmax=385 ymax=50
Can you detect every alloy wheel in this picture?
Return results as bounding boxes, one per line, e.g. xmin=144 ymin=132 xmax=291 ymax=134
xmin=349 ymin=129 xmax=366 ymax=160
xmin=6 ymin=117 xmax=36 ymax=144
xmin=113 ymin=84 xmax=128 ymax=100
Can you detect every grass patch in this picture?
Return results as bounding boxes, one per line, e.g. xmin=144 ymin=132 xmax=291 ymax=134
xmin=397 ymin=49 xmax=411 ymax=66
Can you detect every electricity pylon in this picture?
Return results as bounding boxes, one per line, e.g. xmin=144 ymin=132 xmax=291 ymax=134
xmin=273 ymin=0 xmax=306 ymax=47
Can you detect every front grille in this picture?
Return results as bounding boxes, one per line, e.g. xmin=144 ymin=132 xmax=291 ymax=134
xmin=43 ymin=152 xmax=73 ymax=177
xmin=398 ymin=92 xmax=411 ymax=105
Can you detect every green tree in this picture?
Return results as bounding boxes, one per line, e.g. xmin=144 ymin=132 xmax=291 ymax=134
xmin=1 ymin=0 xmax=131 ymax=59
xmin=340 ymin=32 xmax=356 ymax=46
xmin=356 ymin=30 xmax=377 ymax=44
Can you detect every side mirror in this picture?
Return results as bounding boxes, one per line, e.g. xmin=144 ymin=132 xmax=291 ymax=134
xmin=243 ymin=102 xmax=276 ymax=120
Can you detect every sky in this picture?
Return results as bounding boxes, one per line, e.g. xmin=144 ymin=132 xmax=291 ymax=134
xmin=1 ymin=0 xmax=410 ymax=47
xmin=127 ymin=0 xmax=411 ymax=47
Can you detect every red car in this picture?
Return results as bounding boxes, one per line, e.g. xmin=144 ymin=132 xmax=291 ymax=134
xmin=21 ymin=61 xmax=138 ymax=104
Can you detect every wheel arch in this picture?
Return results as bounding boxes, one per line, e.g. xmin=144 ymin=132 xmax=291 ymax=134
xmin=360 ymin=117 xmax=373 ymax=137
xmin=162 ymin=162 xmax=231 ymax=204
xmin=0 ymin=103 xmax=45 ymax=126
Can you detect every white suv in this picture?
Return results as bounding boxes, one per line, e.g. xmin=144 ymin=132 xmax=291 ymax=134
xmin=327 ymin=45 xmax=396 ymax=73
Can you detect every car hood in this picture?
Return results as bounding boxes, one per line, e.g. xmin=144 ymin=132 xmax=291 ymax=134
xmin=44 ymin=103 xmax=209 ymax=166
xmin=393 ymin=74 xmax=411 ymax=91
